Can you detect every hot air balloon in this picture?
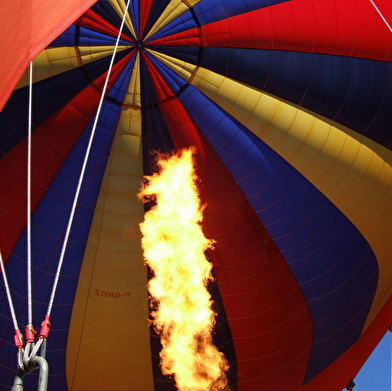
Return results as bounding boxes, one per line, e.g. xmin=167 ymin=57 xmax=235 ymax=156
xmin=1 ymin=0 xmax=392 ymax=390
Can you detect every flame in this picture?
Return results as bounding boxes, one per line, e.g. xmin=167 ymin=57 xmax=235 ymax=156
xmin=139 ymin=148 xmax=228 ymax=391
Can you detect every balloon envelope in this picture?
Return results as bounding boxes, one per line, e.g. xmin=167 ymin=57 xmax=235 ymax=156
xmin=1 ymin=0 xmax=392 ymax=390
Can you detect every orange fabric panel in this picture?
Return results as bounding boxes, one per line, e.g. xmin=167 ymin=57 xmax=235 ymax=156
xmin=0 ymin=0 xmax=98 ymax=110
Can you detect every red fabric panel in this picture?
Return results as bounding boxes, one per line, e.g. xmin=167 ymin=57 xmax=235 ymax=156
xmin=0 ymin=97 xmax=95 ymax=260
xmin=75 ymin=9 xmax=131 ymax=42
xmin=139 ymin=0 xmax=154 ymax=39
xmin=148 ymin=33 xmax=200 ymax=47
xmin=0 ymin=0 xmax=98 ymax=111
xmin=159 ymin=99 xmax=206 ymax=163
xmin=143 ymin=56 xmax=313 ymax=389
xmin=198 ymin=140 xmax=313 ymax=391
xmin=142 ymin=53 xmax=175 ymax=101
xmin=150 ymin=0 xmax=392 ymax=62
xmin=0 ymin=54 xmax=130 ymax=262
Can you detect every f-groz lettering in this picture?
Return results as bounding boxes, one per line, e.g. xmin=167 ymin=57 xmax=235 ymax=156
xmin=94 ymin=289 xmax=131 ymax=298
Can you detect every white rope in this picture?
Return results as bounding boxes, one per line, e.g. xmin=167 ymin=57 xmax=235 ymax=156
xmin=0 ymin=62 xmax=34 ymax=366
xmin=45 ymin=0 xmax=132 ymax=318
xmin=369 ymin=0 xmax=392 ymax=33
xmin=27 ymin=60 xmax=33 ymax=327
xmin=23 ymin=60 xmax=35 ymax=364
xmin=0 ymin=251 xmax=19 ymax=331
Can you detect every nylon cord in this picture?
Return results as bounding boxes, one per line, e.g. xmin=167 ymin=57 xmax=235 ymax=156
xmin=24 ymin=60 xmax=34 ymax=365
xmin=0 ymin=251 xmax=19 ymax=331
xmin=45 ymin=0 xmax=132 ymax=318
xmin=27 ymin=60 xmax=33 ymax=327
xmin=0 ymin=62 xmax=34 ymax=366
xmin=369 ymin=0 xmax=392 ymax=32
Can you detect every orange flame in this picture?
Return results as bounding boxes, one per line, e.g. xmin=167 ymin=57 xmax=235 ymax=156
xmin=139 ymin=148 xmax=228 ymax=391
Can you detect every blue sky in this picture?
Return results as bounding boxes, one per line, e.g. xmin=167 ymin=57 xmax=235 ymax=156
xmin=341 ymin=331 xmax=391 ymax=390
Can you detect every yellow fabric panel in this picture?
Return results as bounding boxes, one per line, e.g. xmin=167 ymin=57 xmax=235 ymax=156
xmin=157 ymin=54 xmax=392 ymax=331
xmin=15 ymin=46 xmax=131 ymax=89
xmin=147 ymin=49 xmax=196 ymax=80
xmin=123 ymin=52 xmax=141 ymax=107
xmin=66 ymin=107 xmax=154 ymax=391
xmin=78 ymin=45 xmax=131 ymax=65
xmin=107 ymin=0 xmax=136 ymax=40
xmin=144 ymin=0 xmax=201 ymax=41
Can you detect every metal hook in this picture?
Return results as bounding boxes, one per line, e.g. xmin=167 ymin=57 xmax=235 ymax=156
xmin=11 ymin=356 xmax=49 ymax=391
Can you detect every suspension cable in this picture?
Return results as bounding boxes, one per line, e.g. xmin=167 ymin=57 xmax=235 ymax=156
xmin=26 ymin=60 xmax=34 ymax=330
xmin=0 ymin=251 xmax=23 ymax=348
xmin=24 ymin=60 xmax=35 ymax=363
xmin=0 ymin=62 xmax=35 ymax=368
xmin=32 ymin=0 xmax=132 ymax=352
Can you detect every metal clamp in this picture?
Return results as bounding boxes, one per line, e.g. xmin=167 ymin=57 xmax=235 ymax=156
xmin=11 ymin=356 xmax=49 ymax=391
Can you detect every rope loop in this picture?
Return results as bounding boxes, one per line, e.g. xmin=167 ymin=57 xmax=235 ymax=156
xmin=18 ymin=354 xmax=39 ymax=376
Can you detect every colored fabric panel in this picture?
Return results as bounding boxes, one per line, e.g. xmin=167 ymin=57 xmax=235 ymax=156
xmin=66 ymin=108 xmax=153 ymax=391
xmin=0 ymin=0 xmax=98 ymax=110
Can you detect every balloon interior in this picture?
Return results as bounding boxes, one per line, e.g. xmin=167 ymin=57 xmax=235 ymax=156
xmin=0 ymin=0 xmax=392 ymax=390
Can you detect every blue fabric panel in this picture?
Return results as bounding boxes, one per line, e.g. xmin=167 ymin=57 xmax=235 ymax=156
xmin=145 ymin=52 xmax=185 ymax=95
xmin=140 ymin=54 xmax=160 ymax=107
xmin=192 ymin=0 xmax=289 ymax=25
xmin=50 ymin=23 xmax=132 ymax=49
xmin=0 ymin=76 xmax=86 ymax=157
xmin=146 ymin=11 xmax=198 ymax=42
xmin=148 ymin=46 xmax=201 ymax=67
xmin=0 ymin=51 xmax=129 ymax=158
xmin=143 ymin=0 xmax=172 ymax=40
xmin=139 ymin=57 xmax=173 ymax=175
xmin=128 ymin=0 xmax=139 ymax=41
xmin=169 ymin=79 xmax=378 ymax=382
xmin=0 ymin=100 xmax=121 ymax=390
xmin=107 ymin=51 xmax=137 ymax=102
xmin=141 ymin=104 xmax=174 ymax=176
xmin=92 ymin=0 xmax=136 ymax=41
xmin=92 ymin=0 xmax=122 ymax=29
xmin=51 ymin=17 xmax=132 ymax=48
xmin=194 ymin=47 xmax=392 ymax=149
xmin=77 ymin=26 xmax=131 ymax=46
xmin=49 ymin=24 xmax=77 ymax=47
